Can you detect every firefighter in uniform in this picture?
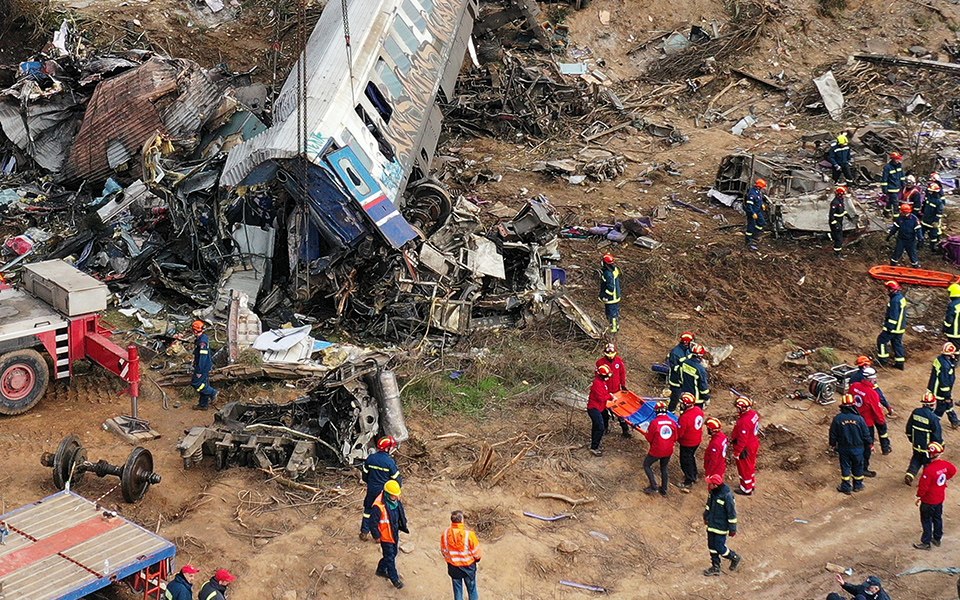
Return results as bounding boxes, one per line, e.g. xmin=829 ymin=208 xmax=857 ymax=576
xmin=598 ymin=254 xmax=622 ymax=333
xmin=165 ymin=564 xmax=200 ymax=600
xmin=829 ymin=394 xmax=871 ymax=495
xmin=914 ymin=442 xmax=957 ymax=550
xmin=643 ymin=401 xmax=678 ymax=497
xmin=367 ymin=479 xmax=408 ymax=589
xmin=905 ymin=393 xmax=944 ymax=485
xmin=702 ymin=474 xmax=742 ymax=577
xmin=945 ymin=283 xmax=960 ymax=347
xmin=731 ymin=396 xmax=760 ymax=496
xmin=191 ymin=320 xmax=217 ymax=410
xmin=596 ymin=343 xmax=631 ymax=437
xmin=921 ymin=181 xmax=945 ymax=253
xmin=360 ymin=436 xmax=402 ymax=540
xmin=198 ymin=569 xmax=235 ymax=600
xmin=679 ymin=344 xmax=711 ymax=407
xmin=888 ymin=203 xmax=922 ymax=268
xmin=828 ymin=575 xmax=890 ymax=600
xmin=876 ymin=280 xmax=907 ymax=369
xmin=744 ymin=178 xmax=768 ymax=251
xmin=828 ymin=186 xmax=853 ymax=257
xmin=667 ymin=332 xmax=695 ymax=411
xmin=440 ymin=510 xmax=483 ymax=600
xmin=703 ymin=418 xmax=728 ymax=481
xmin=881 ymin=152 xmax=904 ymax=216
xmin=850 ymin=367 xmax=887 ymax=474
xmin=902 ymin=174 xmax=923 ymax=213
xmin=828 ymin=133 xmax=853 ymax=183
xmin=927 ymin=342 xmax=960 ymax=430
xmin=677 ymin=392 xmax=705 ymax=491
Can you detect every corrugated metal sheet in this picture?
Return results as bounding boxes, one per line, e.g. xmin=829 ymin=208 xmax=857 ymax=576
xmin=63 ymin=57 xmax=225 ymax=186
xmin=0 ymin=92 xmax=83 ymax=172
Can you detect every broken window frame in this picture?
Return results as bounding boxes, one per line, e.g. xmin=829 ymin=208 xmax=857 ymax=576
xmin=364 ymin=81 xmax=394 ymax=124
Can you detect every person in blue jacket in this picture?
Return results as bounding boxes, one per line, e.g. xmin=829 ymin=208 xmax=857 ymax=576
xmin=827 ymin=133 xmax=853 ymax=183
xmin=165 ymin=564 xmax=199 ymax=600
xmin=829 ymin=395 xmax=872 ymax=495
xmin=360 ymin=436 xmax=402 ymax=539
xmin=680 ymin=344 xmax=711 ymax=406
xmin=887 ymin=203 xmax=922 ymax=268
xmin=945 ymin=283 xmax=960 ymax=346
xmin=744 ymin=179 xmax=768 ymax=251
xmin=191 ymin=320 xmax=217 ymax=410
xmin=920 ymin=181 xmax=944 ymax=253
xmin=876 ymin=280 xmax=907 ymax=370
xmin=827 ymin=574 xmax=890 ymax=600
xmin=881 ymin=152 xmax=904 ymax=217
xmin=598 ymin=253 xmax=622 ymax=333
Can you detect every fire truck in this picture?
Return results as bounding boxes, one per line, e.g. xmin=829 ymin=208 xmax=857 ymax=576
xmin=0 ymin=260 xmax=140 ymax=417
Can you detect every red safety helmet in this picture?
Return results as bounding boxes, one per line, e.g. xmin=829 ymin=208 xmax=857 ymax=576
xmin=654 ymin=400 xmax=668 ymax=413
xmin=680 ymin=331 xmax=696 ymax=343
xmin=705 ymin=417 xmax=722 ymax=433
xmin=690 ymin=343 xmax=707 ymax=357
xmin=931 ymin=171 xmax=942 ymax=182
xmin=928 ymin=442 xmax=945 ymax=457
xmin=755 ymin=178 xmax=767 ymax=189
xmin=899 ymin=203 xmax=912 ymax=214
xmin=840 ymin=394 xmax=856 ymax=407
xmin=734 ymin=396 xmax=752 ymax=412
xmin=855 ymin=355 xmax=872 ymax=367
xmin=890 ymin=152 xmax=903 ymax=161
xmin=928 ymin=182 xmax=942 ymax=193
xmin=596 ymin=364 xmax=612 ymax=378
xmin=943 ymin=342 xmax=958 ymax=356
xmin=884 ymin=280 xmax=901 ymax=292
xmin=191 ymin=320 xmax=205 ymax=333
xmin=922 ymin=391 xmax=937 ymax=405
xmin=680 ymin=392 xmax=696 ymax=406
xmin=835 ymin=186 xmax=847 ymax=196
xmin=377 ymin=436 xmax=398 ymax=452
xmin=602 ymin=253 xmax=615 ymax=265
xmin=705 ymin=474 xmax=724 ymax=487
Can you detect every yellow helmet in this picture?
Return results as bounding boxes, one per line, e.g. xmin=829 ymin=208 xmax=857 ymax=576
xmin=836 ymin=134 xmax=848 ymax=145
xmin=383 ymin=480 xmax=401 ymax=496
xmin=949 ymin=282 xmax=960 ymax=298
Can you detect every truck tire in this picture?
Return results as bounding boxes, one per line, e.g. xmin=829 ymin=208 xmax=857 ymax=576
xmin=0 ymin=349 xmax=50 ymax=415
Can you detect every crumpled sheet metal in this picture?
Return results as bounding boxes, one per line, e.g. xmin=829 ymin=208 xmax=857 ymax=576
xmin=0 ymin=89 xmax=82 ymax=172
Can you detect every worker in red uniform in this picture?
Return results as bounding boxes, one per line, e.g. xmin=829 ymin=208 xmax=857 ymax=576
xmin=703 ymin=418 xmax=728 ymax=481
xmin=914 ymin=442 xmax=957 ymax=550
xmin=731 ymin=396 xmax=761 ymax=496
xmin=587 ymin=365 xmax=614 ymax=456
xmin=595 ymin=343 xmax=631 ymax=438
xmin=850 ymin=367 xmax=886 ymax=477
xmin=677 ymin=392 xmax=705 ymax=491
xmin=643 ymin=401 xmax=678 ymax=497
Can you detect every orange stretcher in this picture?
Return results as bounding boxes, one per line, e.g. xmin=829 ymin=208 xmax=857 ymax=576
xmin=608 ymin=390 xmax=676 ymax=433
xmin=868 ymin=265 xmax=960 ymax=288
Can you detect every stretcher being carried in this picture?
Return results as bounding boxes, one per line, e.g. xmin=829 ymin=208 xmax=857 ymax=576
xmin=608 ymin=390 xmax=679 ymax=433
xmin=868 ymin=265 xmax=960 ymax=287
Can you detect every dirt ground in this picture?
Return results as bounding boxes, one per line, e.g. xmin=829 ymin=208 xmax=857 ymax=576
xmin=3 ymin=0 xmax=960 ymax=597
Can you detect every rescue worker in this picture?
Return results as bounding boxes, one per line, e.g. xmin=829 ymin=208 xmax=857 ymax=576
xmin=367 ymin=479 xmax=408 ymax=589
xmin=198 ymin=569 xmax=235 ymax=600
xmin=914 ymin=442 xmax=957 ymax=550
xmin=827 ymin=574 xmax=890 ymax=600
xmin=360 ymin=436 xmax=402 ymax=540
xmin=677 ymin=392 xmax=705 ymax=491
xmin=828 ymin=133 xmax=853 ymax=183
xmin=945 ymin=283 xmax=960 ymax=347
xmin=731 ymin=396 xmax=761 ymax=496
xmin=643 ymin=401 xmax=678 ymax=497
xmin=865 ymin=367 xmax=893 ymax=453
xmin=191 ymin=320 xmax=217 ymax=410
xmin=828 ymin=186 xmax=853 ymax=257
xmin=702 ymin=474 xmax=741 ymax=577
xmin=703 ymin=418 xmax=728 ymax=481
xmin=876 ymin=280 xmax=907 ymax=370
xmin=847 ymin=355 xmax=874 ymax=385
xmin=849 ymin=357 xmax=894 ymax=419
xmin=744 ymin=178 xmax=768 ymax=251
xmin=440 ymin=510 xmax=483 ymax=600
xmin=829 ymin=394 xmax=871 ymax=495
xmin=598 ymin=254 xmax=622 ymax=333
xmin=667 ymin=332 xmax=695 ymax=411
xmin=850 ymin=367 xmax=887 ymax=474
xmin=921 ymin=181 xmax=944 ymax=253
xmin=927 ymin=342 xmax=960 ymax=430
xmin=902 ymin=174 xmax=923 ymax=213
xmin=587 ymin=365 xmax=614 ymax=456
xmin=679 ymin=344 xmax=711 ymax=407
xmin=881 ymin=151 xmax=905 ymax=216
xmin=888 ymin=202 xmax=922 ymax=268
xmin=596 ymin=343 xmax=631 ymax=438
xmin=905 ymin=393 xmax=944 ymax=485
xmin=165 ymin=564 xmax=200 ymax=600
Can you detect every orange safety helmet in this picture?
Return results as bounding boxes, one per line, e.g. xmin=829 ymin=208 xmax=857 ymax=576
xmin=840 ymin=394 xmax=856 ymax=407
xmin=755 ymin=178 xmax=768 ymax=189
xmin=654 ymin=400 xmax=668 ymax=413
xmin=922 ymin=391 xmax=937 ymax=405
xmin=855 ymin=355 xmax=872 ymax=367
xmin=734 ymin=396 xmax=752 ymax=411
xmin=928 ymin=442 xmax=945 ymax=457
xmin=884 ymin=280 xmax=901 ymax=292
xmin=191 ymin=320 xmax=205 ymax=333
xmin=899 ymin=203 xmax=912 ymax=214
xmin=602 ymin=253 xmax=615 ymax=265
xmin=890 ymin=151 xmax=903 ymax=161
xmin=680 ymin=331 xmax=696 ymax=343
xmin=835 ymin=186 xmax=847 ymax=196
xmin=680 ymin=392 xmax=696 ymax=406
xmin=596 ymin=364 xmax=612 ymax=378
xmin=377 ymin=436 xmax=398 ymax=452
xmin=705 ymin=417 xmax=722 ymax=433
xmin=943 ymin=342 xmax=958 ymax=356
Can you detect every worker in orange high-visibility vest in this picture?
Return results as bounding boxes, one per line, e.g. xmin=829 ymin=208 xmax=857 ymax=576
xmin=440 ymin=510 xmax=483 ymax=600
xmin=367 ymin=480 xmax=408 ymax=589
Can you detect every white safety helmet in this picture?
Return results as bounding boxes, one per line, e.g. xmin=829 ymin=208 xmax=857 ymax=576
xmin=862 ymin=367 xmax=877 ymax=380
xmin=906 ymin=174 xmax=917 ymax=185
